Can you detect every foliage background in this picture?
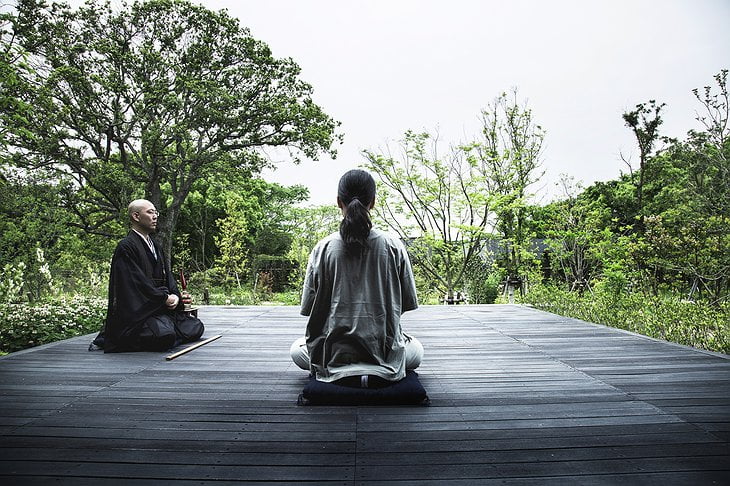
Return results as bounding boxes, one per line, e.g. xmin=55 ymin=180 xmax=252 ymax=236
xmin=512 ymin=284 xmax=728 ymax=354
xmin=0 ymin=1 xmax=727 ymax=355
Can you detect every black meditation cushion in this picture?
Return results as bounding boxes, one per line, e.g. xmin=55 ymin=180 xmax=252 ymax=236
xmin=297 ymin=371 xmax=429 ymax=406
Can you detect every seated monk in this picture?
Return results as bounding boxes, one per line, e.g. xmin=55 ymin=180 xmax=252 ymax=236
xmin=91 ymin=199 xmax=204 ymax=353
xmin=290 ymin=169 xmax=423 ymax=387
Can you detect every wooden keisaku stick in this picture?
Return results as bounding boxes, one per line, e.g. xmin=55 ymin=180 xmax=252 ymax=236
xmin=165 ymin=334 xmax=222 ymax=361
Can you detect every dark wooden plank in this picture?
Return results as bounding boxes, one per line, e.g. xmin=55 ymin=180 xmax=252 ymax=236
xmin=355 ymin=456 xmax=730 ymax=481
xmin=356 ymin=443 xmax=728 ymax=465
xmin=0 ymin=436 xmax=355 ymax=454
xmin=357 ymin=472 xmax=730 ymax=486
xmin=0 ymin=479 xmax=342 ymax=486
xmin=0 ymin=461 xmax=355 ymax=481
xmin=0 ymin=304 xmax=728 ymax=485
xmin=356 ymin=432 xmax=724 ymax=453
xmin=0 ymin=448 xmax=353 ymax=466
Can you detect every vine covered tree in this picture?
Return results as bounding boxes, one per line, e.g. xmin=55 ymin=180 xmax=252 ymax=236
xmin=4 ymin=0 xmax=341 ymax=265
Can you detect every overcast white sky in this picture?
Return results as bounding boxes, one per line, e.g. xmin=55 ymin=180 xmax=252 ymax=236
xmin=50 ymin=0 xmax=725 ymax=205
xmin=196 ymin=0 xmax=728 ymax=206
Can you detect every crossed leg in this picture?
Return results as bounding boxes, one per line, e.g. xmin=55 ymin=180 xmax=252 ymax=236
xmin=290 ymin=334 xmax=424 ymax=371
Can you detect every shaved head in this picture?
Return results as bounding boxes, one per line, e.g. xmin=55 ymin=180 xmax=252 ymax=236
xmin=128 ymin=199 xmax=153 ymax=221
xmin=128 ymin=199 xmax=158 ymax=235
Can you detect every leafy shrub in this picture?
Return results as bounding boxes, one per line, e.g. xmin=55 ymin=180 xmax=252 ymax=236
xmin=466 ymin=272 xmax=501 ymax=304
xmin=203 ymin=288 xmax=256 ymax=305
xmin=195 ymin=287 xmax=300 ymax=306
xmin=519 ymin=284 xmax=729 ymax=354
xmin=252 ymin=255 xmax=298 ymax=293
xmin=0 ymin=296 xmax=106 ymax=353
xmin=268 ymin=291 xmax=301 ymax=306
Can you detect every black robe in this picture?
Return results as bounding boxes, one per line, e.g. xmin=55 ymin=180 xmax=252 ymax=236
xmin=93 ymin=231 xmax=199 ymax=353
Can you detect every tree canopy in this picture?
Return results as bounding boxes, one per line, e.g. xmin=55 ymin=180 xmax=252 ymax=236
xmin=363 ymin=91 xmax=544 ymax=300
xmin=364 ymin=130 xmax=495 ymax=299
xmin=1 ymin=0 xmax=727 ymax=313
xmin=2 ymin=0 xmax=341 ymax=263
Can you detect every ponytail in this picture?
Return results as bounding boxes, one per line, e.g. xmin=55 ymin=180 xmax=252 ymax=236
xmin=337 ymin=169 xmax=376 ymax=254
xmin=340 ymin=198 xmax=372 ymax=253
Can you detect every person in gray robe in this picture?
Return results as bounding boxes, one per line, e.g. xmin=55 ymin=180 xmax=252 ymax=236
xmin=290 ymin=170 xmax=423 ymax=387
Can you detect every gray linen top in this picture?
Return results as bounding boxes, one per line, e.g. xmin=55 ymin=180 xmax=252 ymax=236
xmin=300 ymin=228 xmax=418 ymax=382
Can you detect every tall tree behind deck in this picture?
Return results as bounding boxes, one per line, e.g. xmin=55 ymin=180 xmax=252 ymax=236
xmin=475 ymin=90 xmax=545 ymax=284
xmin=363 ymin=92 xmax=545 ymax=300
xmin=3 ymin=0 xmax=341 ymax=267
xmin=621 ymin=99 xmax=665 ymax=231
xmin=363 ymin=131 xmax=496 ymax=300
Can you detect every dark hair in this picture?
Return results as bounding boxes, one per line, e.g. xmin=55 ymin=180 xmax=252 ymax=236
xmin=338 ymin=169 xmax=376 ymax=254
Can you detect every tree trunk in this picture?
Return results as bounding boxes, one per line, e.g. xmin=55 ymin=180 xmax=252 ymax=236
xmin=145 ymin=176 xmax=191 ymax=271
xmin=145 ymin=179 xmax=176 ymax=270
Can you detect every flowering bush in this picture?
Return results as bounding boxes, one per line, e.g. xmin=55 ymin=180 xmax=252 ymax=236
xmin=0 ymin=296 xmax=106 ymax=353
xmin=0 ymin=262 xmax=26 ymax=304
xmin=515 ymin=284 xmax=729 ymax=354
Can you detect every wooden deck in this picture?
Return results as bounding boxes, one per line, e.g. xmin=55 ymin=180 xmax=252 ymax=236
xmin=1 ymin=304 xmax=729 ymax=485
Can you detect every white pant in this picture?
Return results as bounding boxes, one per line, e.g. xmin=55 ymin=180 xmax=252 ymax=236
xmin=290 ymin=334 xmax=424 ymax=372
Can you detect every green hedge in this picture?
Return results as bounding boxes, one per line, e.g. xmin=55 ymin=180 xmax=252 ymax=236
xmin=519 ymin=284 xmax=729 ymax=354
xmin=4 ymin=286 xmax=726 ymax=356
xmin=0 ymin=296 xmax=106 ymax=353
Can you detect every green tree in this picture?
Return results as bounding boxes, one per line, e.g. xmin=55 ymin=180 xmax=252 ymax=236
xmin=0 ymin=10 xmax=34 ymax=151
xmin=172 ymin=172 xmax=305 ymax=275
xmin=574 ymin=71 xmax=729 ymax=302
xmin=286 ymin=204 xmax=342 ymax=291
xmin=172 ymin=179 xmax=227 ymax=273
xmin=474 ymin=90 xmax=545 ymax=288
xmin=0 ymin=167 xmax=116 ymax=301
xmin=621 ymin=99 xmax=665 ymax=228
xmin=215 ymin=191 xmax=254 ymax=288
xmin=212 ymin=178 xmax=308 ymax=290
xmin=363 ymin=130 xmax=496 ymax=300
xmin=639 ymin=70 xmax=730 ymax=302
xmin=542 ymin=176 xmax=611 ymax=291
xmin=5 ymin=0 xmax=341 ymax=265
xmin=687 ymin=69 xmax=729 ymax=221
